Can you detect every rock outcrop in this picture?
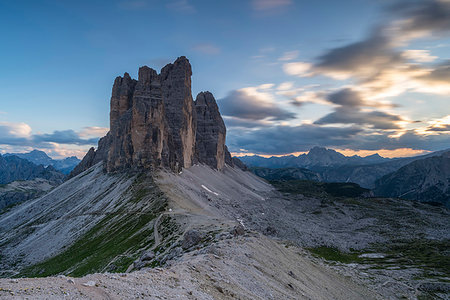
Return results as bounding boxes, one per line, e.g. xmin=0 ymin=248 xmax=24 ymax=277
xmin=195 ymin=92 xmax=226 ymax=170
xmin=71 ymin=57 xmax=241 ymax=177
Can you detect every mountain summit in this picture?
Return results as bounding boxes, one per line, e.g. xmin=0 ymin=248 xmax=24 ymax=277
xmin=71 ymin=57 xmax=235 ymax=176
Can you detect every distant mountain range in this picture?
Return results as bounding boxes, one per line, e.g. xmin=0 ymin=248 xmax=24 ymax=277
xmin=242 ymin=147 xmax=450 ymax=206
xmin=240 ymin=147 xmax=390 ymax=169
xmin=4 ymin=150 xmax=80 ymax=174
xmin=241 ymin=147 xmax=448 ymax=188
xmin=0 ymin=154 xmax=64 ymax=185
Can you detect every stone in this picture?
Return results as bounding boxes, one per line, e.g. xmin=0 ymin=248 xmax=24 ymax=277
xmin=181 ymin=230 xmax=204 ymax=250
xmin=82 ymin=281 xmax=96 ymax=287
xmin=140 ymin=250 xmax=155 ymax=261
xmin=231 ymin=224 xmax=245 ymax=236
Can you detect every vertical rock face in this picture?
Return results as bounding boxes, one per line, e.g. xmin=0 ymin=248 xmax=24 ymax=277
xmin=195 ymin=92 xmax=226 ymax=170
xmin=70 ymin=56 xmax=243 ymax=178
xmin=161 ymin=57 xmax=196 ymax=169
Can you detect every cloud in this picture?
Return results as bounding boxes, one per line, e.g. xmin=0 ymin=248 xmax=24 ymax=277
xmin=283 ymin=62 xmax=313 ymax=77
xmin=402 ymin=49 xmax=437 ymax=62
xmin=0 ymin=122 xmax=105 ymax=152
xmin=227 ymin=124 xmax=363 ymax=154
xmin=218 ymin=87 xmax=296 ymax=121
xmin=312 ymin=88 xmax=405 ymax=130
xmin=251 ymin=0 xmax=292 ymax=11
xmin=417 ymin=115 xmax=450 ymax=134
xmin=79 ymin=127 xmax=110 ymax=138
xmin=227 ymin=122 xmax=450 ymax=155
xmin=223 ymin=116 xmax=272 ymax=129
xmin=32 ymin=130 xmax=99 ymax=145
xmin=282 ymin=0 xmax=450 ymax=99
xmin=166 ymin=0 xmax=196 ymax=13
xmin=192 ymin=43 xmax=220 ymax=55
xmin=387 ymin=0 xmax=450 ymax=40
xmin=277 ymin=82 xmax=294 ymax=91
xmin=315 ymin=108 xmax=403 ymax=130
xmin=278 ymin=50 xmax=299 ymax=61
xmin=0 ymin=122 xmax=32 ymax=138
xmin=419 ymin=60 xmax=450 ymax=84
xmin=326 ymin=88 xmax=366 ymax=107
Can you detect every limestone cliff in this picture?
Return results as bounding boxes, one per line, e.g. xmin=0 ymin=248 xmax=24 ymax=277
xmin=71 ymin=57 xmax=242 ymax=177
xmin=195 ymin=92 xmax=226 ymax=170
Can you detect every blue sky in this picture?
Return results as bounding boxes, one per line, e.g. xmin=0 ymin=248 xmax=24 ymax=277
xmin=0 ymin=0 xmax=449 ymax=158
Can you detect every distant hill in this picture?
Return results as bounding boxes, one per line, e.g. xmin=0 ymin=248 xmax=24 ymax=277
xmin=0 ymin=154 xmax=65 ymax=185
xmin=5 ymin=150 xmax=80 ymax=174
xmin=250 ymin=167 xmax=321 ymax=182
xmin=374 ymin=151 xmax=450 ymax=207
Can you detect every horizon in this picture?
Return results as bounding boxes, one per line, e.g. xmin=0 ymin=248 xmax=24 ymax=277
xmin=1 ymin=0 xmax=449 ymax=159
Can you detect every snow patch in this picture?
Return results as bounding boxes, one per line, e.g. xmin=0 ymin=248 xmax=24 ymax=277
xmin=201 ymin=184 xmax=219 ymax=196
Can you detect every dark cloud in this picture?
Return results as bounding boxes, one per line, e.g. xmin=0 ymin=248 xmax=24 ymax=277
xmin=315 ymin=108 xmax=403 ymax=130
xmin=326 ymin=88 xmax=366 ymax=107
xmin=315 ymin=33 xmax=400 ymax=78
xmin=295 ymin=0 xmax=450 ymax=95
xmin=227 ymin=124 xmax=450 ymax=154
xmin=311 ymin=88 xmax=404 ymax=130
xmin=227 ymin=124 xmax=363 ymax=154
xmin=426 ymin=124 xmax=450 ymax=132
xmin=218 ymin=89 xmax=296 ymax=121
xmin=31 ymin=130 xmax=99 ymax=145
xmin=222 ymin=116 xmax=271 ymax=129
xmin=419 ymin=60 xmax=450 ymax=83
xmin=388 ymin=0 xmax=450 ymax=36
xmin=352 ymin=130 xmax=450 ymax=151
xmin=0 ymin=124 xmax=100 ymax=148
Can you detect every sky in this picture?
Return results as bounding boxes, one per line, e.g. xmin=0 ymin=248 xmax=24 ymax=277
xmin=0 ymin=0 xmax=449 ymax=159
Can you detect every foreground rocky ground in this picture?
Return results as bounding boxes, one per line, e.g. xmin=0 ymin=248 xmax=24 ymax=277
xmin=0 ymin=164 xmax=448 ymax=299
xmin=0 ymin=233 xmax=377 ymax=300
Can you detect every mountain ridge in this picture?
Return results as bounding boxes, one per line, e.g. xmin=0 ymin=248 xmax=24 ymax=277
xmin=4 ymin=150 xmax=80 ymax=174
xmin=374 ymin=150 xmax=450 ymax=207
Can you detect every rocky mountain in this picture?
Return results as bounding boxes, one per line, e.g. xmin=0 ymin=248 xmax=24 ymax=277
xmin=0 ymin=154 xmax=64 ymax=185
xmin=71 ymin=57 xmax=239 ymax=177
xmin=240 ymin=147 xmax=390 ymax=169
xmin=5 ymin=150 xmax=81 ymax=174
xmin=374 ymin=151 xmax=450 ymax=207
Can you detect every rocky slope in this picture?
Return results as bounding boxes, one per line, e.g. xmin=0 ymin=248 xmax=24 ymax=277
xmin=374 ymin=150 xmax=450 ymax=207
xmin=0 ymin=154 xmax=64 ymax=185
xmin=0 ymin=178 xmax=56 ymax=211
xmin=5 ymin=150 xmax=80 ymax=174
xmin=71 ymin=57 xmax=236 ymax=177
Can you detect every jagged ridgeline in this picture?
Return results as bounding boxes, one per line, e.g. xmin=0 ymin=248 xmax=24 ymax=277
xmin=0 ymin=57 xmax=243 ymax=277
xmin=71 ymin=56 xmax=237 ymax=176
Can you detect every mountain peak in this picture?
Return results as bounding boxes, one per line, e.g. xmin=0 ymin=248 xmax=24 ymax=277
xmin=71 ymin=57 xmax=237 ymax=177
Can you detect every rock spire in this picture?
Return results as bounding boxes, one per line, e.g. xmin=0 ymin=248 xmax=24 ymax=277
xmin=71 ymin=57 xmax=238 ymax=177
